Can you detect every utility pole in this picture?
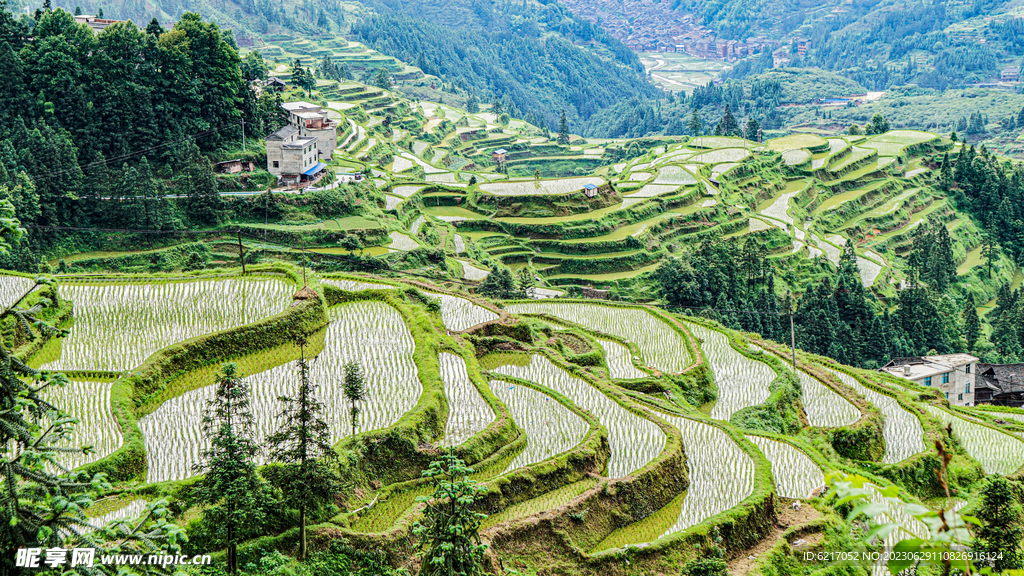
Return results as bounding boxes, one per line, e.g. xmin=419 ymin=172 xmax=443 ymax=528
xmin=237 ymin=229 xmax=246 ymax=275
xmin=789 ymin=303 xmax=797 ymax=373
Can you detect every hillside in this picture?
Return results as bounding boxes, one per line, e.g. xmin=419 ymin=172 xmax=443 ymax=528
xmin=6 ymin=10 xmax=1024 ymax=574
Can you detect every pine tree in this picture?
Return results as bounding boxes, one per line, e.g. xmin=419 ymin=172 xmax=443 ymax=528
xmin=745 ymin=117 xmax=761 ymax=141
xmin=688 ymin=110 xmax=702 ymax=136
xmin=973 ymin=477 xmax=1024 ymax=571
xmin=557 ymin=109 xmax=569 ymax=145
xmin=343 ymin=361 xmax=365 ymax=435
xmin=963 ymin=295 xmax=981 ymax=352
xmin=268 ymin=338 xmax=340 ymax=561
xmin=717 ymin=104 xmax=739 ymax=137
xmin=465 ymin=93 xmax=479 ymax=114
xmin=413 ymin=452 xmax=488 ymax=576
xmin=194 ymin=363 xmax=271 ymax=574
xmin=939 ymin=152 xmax=952 ymax=189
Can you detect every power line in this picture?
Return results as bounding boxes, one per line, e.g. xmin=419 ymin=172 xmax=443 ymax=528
xmin=24 ymin=123 xmax=238 ymax=185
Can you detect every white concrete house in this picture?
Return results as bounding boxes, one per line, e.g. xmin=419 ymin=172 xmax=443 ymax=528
xmin=881 ymin=354 xmax=978 ymax=406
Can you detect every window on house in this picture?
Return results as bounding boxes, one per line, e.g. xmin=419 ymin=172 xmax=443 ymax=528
xmin=924 ymin=376 xmax=932 ymax=386
xmin=966 ymin=364 xmax=970 ymax=374
xmin=273 ymin=161 xmax=279 ymax=168
xmin=965 ymin=383 xmax=970 ymax=393
xmin=945 ymin=392 xmax=949 ymax=399
xmin=958 ymin=393 xmax=963 ymax=401
xmin=942 ymin=373 xmax=949 ymax=384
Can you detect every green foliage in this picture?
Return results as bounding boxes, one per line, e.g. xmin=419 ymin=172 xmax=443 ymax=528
xmin=478 ymin=268 xmax=518 ymax=299
xmin=973 ymin=476 xmax=1024 ymax=571
xmin=343 ymin=361 xmax=366 ymax=434
xmin=731 ymin=372 xmax=802 ymax=435
xmin=194 ymin=363 xmax=275 ymax=574
xmin=412 ymin=452 xmax=488 ymax=576
xmin=681 ymin=557 xmax=729 ymax=576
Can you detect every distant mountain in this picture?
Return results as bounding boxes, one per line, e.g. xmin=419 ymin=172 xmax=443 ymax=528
xmin=349 ymin=0 xmax=662 ymax=134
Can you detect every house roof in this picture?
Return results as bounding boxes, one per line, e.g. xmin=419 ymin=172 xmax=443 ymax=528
xmin=583 ymin=184 xmax=598 ymax=190
xmin=267 ymin=125 xmax=299 ymax=140
xmin=926 ymin=353 xmax=979 ymax=367
xmin=493 ymin=148 xmax=507 ymax=155
xmin=977 ymin=363 xmax=1024 ymax=390
xmin=282 ymin=136 xmax=317 ymax=149
xmin=302 ymin=162 xmax=327 ymax=176
xmin=282 ymin=101 xmax=321 ymax=112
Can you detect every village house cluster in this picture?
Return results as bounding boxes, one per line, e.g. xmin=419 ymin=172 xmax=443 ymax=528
xmin=266 ymin=101 xmax=339 ymax=188
xmin=559 ymin=0 xmax=780 ymax=61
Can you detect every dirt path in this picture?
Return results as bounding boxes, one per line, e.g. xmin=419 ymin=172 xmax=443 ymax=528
xmin=728 ymin=501 xmax=824 ymax=576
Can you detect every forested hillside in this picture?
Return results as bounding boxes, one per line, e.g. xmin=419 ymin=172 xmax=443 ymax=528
xmin=351 ymin=0 xmax=659 ymax=134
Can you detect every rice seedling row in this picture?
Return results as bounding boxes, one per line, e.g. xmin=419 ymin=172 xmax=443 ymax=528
xmin=652 ymin=166 xmax=697 ymax=185
xmin=481 ymin=478 xmax=600 ymax=530
xmin=479 ymin=176 xmax=604 ymax=196
xmin=683 ymin=322 xmax=772 ymax=420
xmin=438 ymin=353 xmax=494 ymax=446
xmin=87 ymin=499 xmax=148 ymax=529
xmin=690 ymin=136 xmax=750 ymax=149
xmin=0 ymin=274 xmax=36 ymax=308
xmin=597 ymin=338 xmax=646 ymax=380
xmin=391 ymin=185 xmax=424 ymax=198
xmin=487 ymin=377 xmax=589 ymax=474
xmin=790 ymin=365 xmax=860 ymax=428
xmin=388 ymin=232 xmax=419 ymax=251
xmin=824 ymin=367 xmax=923 ymax=462
xmin=760 ymin=191 xmax=799 ymax=231
xmin=45 ymin=277 xmax=293 ymax=372
xmin=422 ymin=290 xmax=498 ymax=331
xmin=594 ymin=412 xmax=754 ymax=551
xmin=689 ymin=148 xmax=750 ymax=164
xmin=42 ymin=379 xmax=122 ymax=471
xmin=492 ymin=354 xmax=665 ymax=478
xmin=746 ymin=435 xmax=823 ymax=499
xmin=139 ymin=301 xmax=420 ymax=483
xmin=782 ymin=149 xmax=811 ymax=166
xmin=625 ymin=184 xmax=679 ymax=198
xmin=924 ymin=405 xmax=1024 ymax=475
xmin=322 ymin=277 xmax=395 ymax=291
xmin=507 ymin=302 xmax=692 ymax=373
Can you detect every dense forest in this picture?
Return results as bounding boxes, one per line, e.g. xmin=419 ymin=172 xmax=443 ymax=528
xmin=351 ymin=0 xmax=660 ymax=135
xmin=0 ymin=4 xmax=316 ymax=268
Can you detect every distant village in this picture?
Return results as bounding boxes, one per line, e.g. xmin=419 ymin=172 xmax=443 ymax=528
xmin=561 ymin=0 xmax=789 ymax=61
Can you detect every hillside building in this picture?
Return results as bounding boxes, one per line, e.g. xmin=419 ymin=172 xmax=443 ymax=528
xmin=583 ymin=183 xmax=599 ymax=197
xmin=975 ymin=363 xmax=1024 ymax=407
xmin=74 ymin=14 xmax=125 ymax=33
xmin=881 ymin=354 xmax=978 ymax=406
xmin=265 ymin=125 xmax=325 ymax=188
xmin=281 ymin=101 xmax=339 ymax=161
xmin=1001 ymin=68 xmax=1020 ymax=82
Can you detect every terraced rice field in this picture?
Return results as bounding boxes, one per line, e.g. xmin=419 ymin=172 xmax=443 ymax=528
xmin=438 ymin=353 xmax=494 ymax=446
xmin=690 ymin=136 xmax=749 ymax=149
xmin=388 ymin=232 xmax=419 ymax=251
xmin=0 ymin=274 xmax=36 ymax=307
xmin=481 ymin=478 xmax=600 ymax=529
xmin=87 ymin=499 xmax=148 ymax=529
xmin=625 ymin=184 xmax=679 ymax=198
xmin=924 ymin=406 xmax=1024 ymax=475
xmin=479 ymin=177 xmax=604 ymax=196
xmin=766 ymin=134 xmax=828 ymax=151
xmin=391 ymin=185 xmax=424 ymax=198
xmin=458 ymin=260 xmax=489 ymax=280
xmin=488 ymin=377 xmax=589 ymax=473
xmin=422 ymin=290 xmax=498 ymax=331
xmin=139 ymin=301 xmax=420 ymax=483
xmin=760 ymin=191 xmax=799 ymax=231
xmin=594 ymin=413 xmax=754 ymax=551
xmin=492 ymin=355 xmax=665 ymax=478
xmin=684 ymin=323 xmax=773 ymax=420
xmin=506 ymin=302 xmax=692 ymax=373
xmin=652 ymin=166 xmax=697 ymax=185
xmin=598 ymin=338 xmax=646 ymax=379
xmin=746 ymin=435 xmax=823 ymax=499
xmin=322 ymin=277 xmax=395 ymax=291
xmin=690 ymin=148 xmax=750 ymax=164
xmin=44 ymin=277 xmax=293 ymax=372
xmin=42 ymin=379 xmax=122 ymax=471
xmin=824 ymin=368 xmax=923 ymax=462
xmin=792 ymin=367 xmax=860 ymax=428
xmin=782 ymin=149 xmax=811 ymax=166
